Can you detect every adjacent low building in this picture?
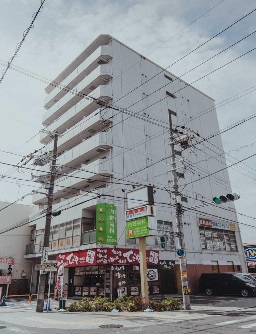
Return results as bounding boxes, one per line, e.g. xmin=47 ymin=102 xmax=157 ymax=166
xmin=0 ymin=201 xmax=38 ymax=298
xmin=25 ymin=34 xmax=246 ymax=297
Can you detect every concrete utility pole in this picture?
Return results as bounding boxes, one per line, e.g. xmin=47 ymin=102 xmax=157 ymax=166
xmin=168 ymin=111 xmax=191 ymax=310
xmin=139 ymin=236 xmax=149 ymax=306
xmin=36 ymin=133 xmax=58 ymax=312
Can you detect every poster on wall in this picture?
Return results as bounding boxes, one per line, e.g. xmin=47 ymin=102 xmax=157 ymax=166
xmin=117 ymin=287 xmax=127 ymax=297
xmin=82 ymin=287 xmax=89 ymax=296
xmin=75 ymin=287 xmax=82 ymax=296
xmin=147 ymin=269 xmax=158 ymax=281
xmin=130 ymin=287 xmax=139 ymax=296
xmin=152 ymin=286 xmax=160 ymax=294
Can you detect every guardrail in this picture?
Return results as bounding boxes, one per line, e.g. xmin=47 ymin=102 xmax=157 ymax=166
xmin=6 ymin=293 xmax=54 ymax=302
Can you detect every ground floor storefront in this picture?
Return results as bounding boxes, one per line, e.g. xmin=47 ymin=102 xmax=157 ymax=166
xmin=29 ymin=247 xmax=244 ymax=297
xmin=56 ymin=248 xmax=177 ymax=298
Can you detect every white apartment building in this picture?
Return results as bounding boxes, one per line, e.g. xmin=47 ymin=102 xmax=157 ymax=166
xmin=0 ymin=201 xmax=37 ymax=297
xmin=26 ymin=35 xmax=246 ymax=297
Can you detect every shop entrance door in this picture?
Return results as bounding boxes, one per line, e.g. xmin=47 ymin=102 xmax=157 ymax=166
xmin=160 ymin=268 xmax=177 ymax=294
xmin=68 ymin=268 xmax=75 ymax=297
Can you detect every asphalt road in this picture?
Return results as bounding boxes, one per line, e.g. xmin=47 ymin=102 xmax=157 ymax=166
xmin=1 ymin=296 xmax=256 ymax=334
xmin=2 ymin=311 xmax=256 ymax=334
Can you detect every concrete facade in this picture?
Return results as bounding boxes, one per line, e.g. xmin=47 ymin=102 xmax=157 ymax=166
xmin=26 ymin=35 xmax=246 ymax=295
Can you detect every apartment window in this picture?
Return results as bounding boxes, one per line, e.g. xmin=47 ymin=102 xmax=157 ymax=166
xmin=73 ymin=219 xmax=81 ymax=236
xmin=212 ymin=261 xmax=219 ymax=273
xmin=52 ymin=226 xmax=59 ymax=240
xmin=166 ymin=91 xmax=176 ymax=99
xmin=59 ymin=223 xmax=66 ymax=238
xmin=199 ymin=227 xmax=237 ymax=252
xmin=66 ymin=222 xmax=73 ymax=237
xmin=164 ymin=74 xmax=173 ymax=82
xmin=35 ymin=229 xmax=44 ymax=244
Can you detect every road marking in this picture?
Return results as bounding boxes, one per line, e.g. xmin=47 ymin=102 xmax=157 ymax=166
xmin=9 ymin=328 xmax=30 ymax=333
xmin=215 ymin=315 xmax=256 ymax=326
xmin=240 ymin=322 xmax=256 ymax=329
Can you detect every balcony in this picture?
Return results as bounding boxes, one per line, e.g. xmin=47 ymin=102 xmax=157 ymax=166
xmin=44 ymin=45 xmax=112 ymax=109
xmin=57 ymin=114 xmax=111 ymax=155
xmin=45 ymin=35 xmax=112 ymax=95
xmin=32 ymin=158 xmax=112 ymax=204
xmin=59 ymin=132 xmax=112 ymax=172
xmin=25 ymin=244 xmax=35 ymax=255
xmin=40 ymin=85 xmax=112 ymax=144
xmin=42 ymin=64 xmax=112 ymax=126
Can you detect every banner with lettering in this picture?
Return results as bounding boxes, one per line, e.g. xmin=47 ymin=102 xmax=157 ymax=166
xmin=57 ymin=248 xmax=159 ymax=267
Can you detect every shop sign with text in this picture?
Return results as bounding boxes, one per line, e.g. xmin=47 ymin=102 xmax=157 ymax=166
xmin=97 ymin=248 xmax=159 ymax=265
xmin=96 ymin=203 xmax=117 ymax=245
xmin=57 ymin=248 xmax=159 ymax=267
xmin=126 ymin=205 xmax=153 ymax=221
xmin=244 ymin=244 xmax=256 ymax=262
xmin=0 ymin=257 xmax=14 ymax=265
xmin=198 ymin=217 xmax=236 ymax=231
xmin=126 ymin=216 xmax=156 ymax=238
xmin=0 ymin=276 xmax=12 ymax=284
xmin=57 ymin=249 xmax=97 ymax=267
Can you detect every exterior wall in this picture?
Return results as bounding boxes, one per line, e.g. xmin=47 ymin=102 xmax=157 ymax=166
xmin=27 ymin=34 xmax=246 ymax=295
xmin=0 ymin=202 xmax=38 ymax=295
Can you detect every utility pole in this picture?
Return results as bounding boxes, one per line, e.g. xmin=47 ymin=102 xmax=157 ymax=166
xmin=168 ymin=111 xmax=191 ymax=310
xmin=36 ymin=133 xmax=58 ymax=312
xmin=139 ymin=236 xmax=149 ymax=306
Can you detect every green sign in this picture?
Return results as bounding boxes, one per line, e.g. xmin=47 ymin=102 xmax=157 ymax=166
xmin=126 ymin=216 xmax=150 ymax=238
xmin=96 ymin=203 xmax=117 ymax=245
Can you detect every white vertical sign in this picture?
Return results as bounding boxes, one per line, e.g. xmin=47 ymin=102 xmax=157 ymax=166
xmin=42 ymin=247 xmax=49 ymax=263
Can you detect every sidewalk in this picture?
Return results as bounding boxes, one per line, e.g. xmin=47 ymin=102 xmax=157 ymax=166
xmin=0 ymin=297 xmax=254 ymax=330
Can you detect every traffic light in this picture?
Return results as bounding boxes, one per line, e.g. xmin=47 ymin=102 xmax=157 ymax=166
xmin=213 ymin=193 xmax=240 ymax=204
xmin=160 ymin=236 xmax=166 ymax=248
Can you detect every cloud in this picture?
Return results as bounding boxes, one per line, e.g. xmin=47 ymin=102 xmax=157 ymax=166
xmin=0 ymin=0 xmax=256 ymax=242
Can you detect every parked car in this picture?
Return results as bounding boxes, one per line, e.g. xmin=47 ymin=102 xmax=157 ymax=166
xmin=199 ymin=273 xmax=256 ymax=297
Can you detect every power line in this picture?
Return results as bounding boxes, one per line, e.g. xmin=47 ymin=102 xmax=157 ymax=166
xmin=0 ymin=0 xmax=46 ymax=85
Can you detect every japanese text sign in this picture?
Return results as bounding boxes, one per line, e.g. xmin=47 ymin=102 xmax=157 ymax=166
xmin=96 ymin=203 xmax=117 ymax=245
xmin=126 ymin=216 xmax=150 ymax=238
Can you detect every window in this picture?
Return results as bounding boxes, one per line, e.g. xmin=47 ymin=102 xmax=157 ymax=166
xmin=66 ymin=221 xmax=73 ymax=237
xmin=59 ymin=223 xmax=66 ymax=238
xmin=166 ymin=91 xmax=176 ymax=99
xmin=73 ymin=219 xmax=81 ymax=236
xmin=199 ymin=227 xmax=237 ymax=252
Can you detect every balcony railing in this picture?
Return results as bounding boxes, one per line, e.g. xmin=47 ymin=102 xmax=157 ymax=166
xmin=44 ymin=45 xmax=112 ymax=109
xmin=42 ymin=64 xmax=112 ymax=126
xmin=25 ymin=244 xmax=35 ymax=255
xmin=40 ymin=85 xmax=112 ymax=144
xmin=32 ymin=158 xmax=112 ymax=204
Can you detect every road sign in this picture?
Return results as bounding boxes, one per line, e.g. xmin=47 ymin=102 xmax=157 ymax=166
xmin=177 ymin=249 xmax=184 ymax=257
xmin=42 ymin=247 xmax=49 ymax=262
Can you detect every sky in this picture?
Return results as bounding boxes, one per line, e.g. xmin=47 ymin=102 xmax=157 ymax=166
xmin=0 ymin=0 xmax=256 ymax=243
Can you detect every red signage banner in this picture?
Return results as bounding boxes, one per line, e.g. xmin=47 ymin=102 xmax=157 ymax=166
xmin=57 ymin=248 xmax=159 ymax=268
xmin=0 ymin=257 xmax=14 ymax=265
xmin=0 ymin=276 xmax=12 ymax=284
xmin=56 ymin=249 xmax=97 ymax=267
